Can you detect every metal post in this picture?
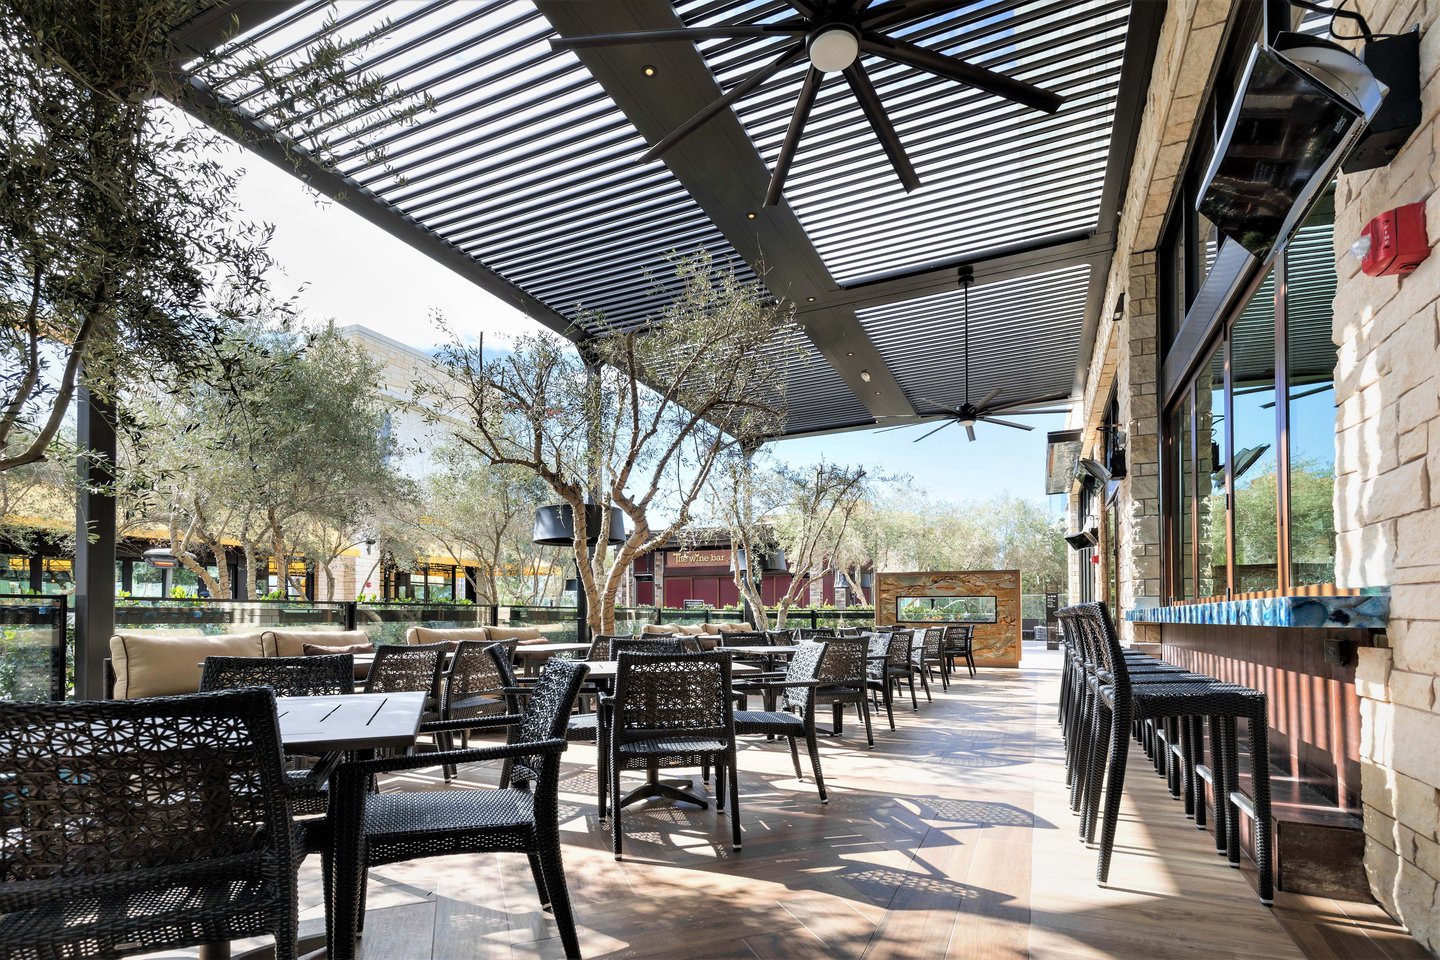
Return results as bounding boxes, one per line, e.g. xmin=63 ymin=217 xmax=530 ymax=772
xmin=74 ymin=386 xmax=116 ymax=700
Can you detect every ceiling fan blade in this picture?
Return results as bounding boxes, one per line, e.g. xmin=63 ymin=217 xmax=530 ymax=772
xmin=874 ymin=422 xmax=917 ymax=433
xmin=764 ymin=66 xmax=823 ymax=207
xmin=642 ymin=44 xmax=805 ymax=162
xmin=863 ymin=0 xmax=968 ymax=32
xmin=549 ymin=24 xmax=805 ymax=51
xmin=915 ymin=395 xmax=965 ymax=417
xmin=914 ymin=419 xmax=959 ymax=443
xmin=843 ymin=60 xmax=921 ymax=193
xmin=861 ymin=34 xmax=1064 ymax=114
xmin=977 ymin=416 xmax=1035 ymax=431
xmin=988 ymin=408 xmax=1069 ymax=416
xmin=965 ymin=423 xmax=977 ymax=442
xmin=976 ymin=386 xmax=1002 ymax=408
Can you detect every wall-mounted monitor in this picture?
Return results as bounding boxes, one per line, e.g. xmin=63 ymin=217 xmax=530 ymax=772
xmin=1198 ymin=32 xmax=1384 ymax=261
xmin=895 ymin=595 xmax=998 ymax=623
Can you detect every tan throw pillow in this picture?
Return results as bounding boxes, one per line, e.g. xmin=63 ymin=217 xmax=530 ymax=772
xmin=489 ymin=626 xmax=545 ymax=644
xmin=716 ymin=622 xmax=754 ymax=634
xmin=640 ymin=624 xmax=673 ymax=636
xmin=109 ymin=632 xmax=266 ymax=699
xmin=678 ymin=625 xmax=707 ymax=636
xmin=701 ymin=623 xmax=722 ymax=635
xmin=302 ymin=641 xmax=374 ymax=656
xmin=407 ymin=626 xmax=490 ymax=647
xmin=302 ymin=641 xmax=374 ymax=680
xmin=263 ymin=629 xmax=371 ymax=658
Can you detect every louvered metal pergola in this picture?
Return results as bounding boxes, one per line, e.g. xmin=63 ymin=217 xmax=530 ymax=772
xmin=164 ymin=0 xmax=1162 ymax=437
xmin=70 ymin=0 xmax=1165 ymax=695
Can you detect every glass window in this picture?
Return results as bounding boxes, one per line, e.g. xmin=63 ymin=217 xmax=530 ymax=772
xmin=1170 ymin=400 xmax=1195 ymax=601
xmin=1229 ymin=272 xmax=1280 ymax=593
xmin=1198 ymin=345 xmax=1228 ymax=598
xmin=1286 ymin=201 xmax=1339 ymax=586
xmin=2 ymin=555 xmax=30 ymax=593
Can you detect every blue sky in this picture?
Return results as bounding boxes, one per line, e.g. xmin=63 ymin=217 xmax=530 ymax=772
xmin=210 ymin=110 xmax=1066 ymax=510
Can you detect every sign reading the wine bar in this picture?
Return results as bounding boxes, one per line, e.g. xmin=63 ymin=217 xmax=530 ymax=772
xmin=668 ymin=550 xmax=732 ymax=568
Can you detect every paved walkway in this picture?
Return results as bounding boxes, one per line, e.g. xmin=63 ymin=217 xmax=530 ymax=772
xmin=179 ymin=642 xmax=1423 ymax=959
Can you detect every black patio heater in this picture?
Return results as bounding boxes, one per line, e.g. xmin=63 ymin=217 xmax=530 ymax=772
xmin=532 ymin=502 xmax=625 ymax=644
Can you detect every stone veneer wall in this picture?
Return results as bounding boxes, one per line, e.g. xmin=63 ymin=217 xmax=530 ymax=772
xmin=1069 ymin=0 xmax=1233 ymax=645
xmin=874 ymin=570 xmax=1022 ymax=667
xmin=1331 ymin=0 xmax=1440 ymax=949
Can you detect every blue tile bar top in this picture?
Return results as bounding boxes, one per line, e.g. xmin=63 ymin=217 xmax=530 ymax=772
xmin=1125 ymin=590 xmax=1389 ymax=630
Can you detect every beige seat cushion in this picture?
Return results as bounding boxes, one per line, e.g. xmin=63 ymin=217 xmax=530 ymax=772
xmin=701 ymin=623 xmax=722 ymax=635
xmin=675 ymin=624 xmax=707 ymax=636
xmin=716 ymin=622 xmax=756 ymax=634
xmin=262 ymin=629 xmax=371 ymax=658
xmin=639 ymin=623 xmax=674 ymax=636
xmin=407 ymin=626 xmax=491 ymax=648
xmin=488 ymin=626 xmax=546 ymax=645
xmin=109 ymin=632 xmax=266 ymax=699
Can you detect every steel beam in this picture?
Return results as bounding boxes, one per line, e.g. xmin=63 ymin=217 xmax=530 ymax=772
xmin=537 ymin=0 xmax=913 ymax=423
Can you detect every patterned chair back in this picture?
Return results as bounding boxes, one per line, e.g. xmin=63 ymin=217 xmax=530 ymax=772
xmin=200 ymin=654 xmax=352 ymax=697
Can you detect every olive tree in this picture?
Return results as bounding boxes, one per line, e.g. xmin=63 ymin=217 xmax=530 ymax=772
xmin=430 ymin=254 xmax=794 ymax=635
xmin=121 ymin=322 xmax=402 ymax=599
xmin=414 ymin=440 xmax=561 ymax=605
xmin=0 ymin=0 xmax=425 ymax=474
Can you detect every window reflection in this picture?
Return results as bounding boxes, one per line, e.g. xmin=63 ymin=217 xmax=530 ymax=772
xmin=1171 ymin=401 xmax=1195 ymax=601
xmin=1286 ymin=201 xmax=1338 ymax=586
xmin=1229 ymin=272 xmax=1280 ymax=593
xmin=1198 ymin=346 xmax=1227 ymax=597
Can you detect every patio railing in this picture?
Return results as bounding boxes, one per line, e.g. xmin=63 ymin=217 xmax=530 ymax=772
xmin=0 ymin=594 xmax=69 ymax=702
xmin=5 ymin=597 xmax=894 ymax=701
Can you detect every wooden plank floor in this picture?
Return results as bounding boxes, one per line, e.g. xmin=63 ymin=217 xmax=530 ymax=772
xmin=166 ymin=643 xmax=1427 ymax=960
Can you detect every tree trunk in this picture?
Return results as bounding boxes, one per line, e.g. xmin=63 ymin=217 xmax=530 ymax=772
xmin=843 ymin=568 xmax=868 ymax=606
xmin=241 ymin=542 xmax=258 ymax=600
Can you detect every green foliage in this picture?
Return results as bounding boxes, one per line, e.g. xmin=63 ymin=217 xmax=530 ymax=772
xmin=428 ymin=252 xmax=797 ymax=634
xmin=0 ymin=0 xmax=425 ymax=475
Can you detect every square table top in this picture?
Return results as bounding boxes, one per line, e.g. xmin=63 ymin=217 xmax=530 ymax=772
xmin=516 ymin=642 xmax=593 ymax=656
xmin=275 ymin=691 xmax=426 ymax=753
xmin=579 ymin=659 xmax=761 ymax=682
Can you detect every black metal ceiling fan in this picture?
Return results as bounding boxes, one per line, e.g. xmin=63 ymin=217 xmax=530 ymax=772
xmin=549 ymin=0 xmax=1065 ymax=206
xmin=878 ymin=265 xmax=1070 ymax=442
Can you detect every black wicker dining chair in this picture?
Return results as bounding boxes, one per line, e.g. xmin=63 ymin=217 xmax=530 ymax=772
xmin=811 ymin=637 xmax=874 ymax=747
xmin=199 ymin=654 xmax=355 ymax=815
xmin=0 ymin=689 xmax=303 ymax=960
xmin=868 ymin=629 xmax=918 ymax=727
xmin=200 ymin=653 xmax=355 ymax=697
xmin=435 ymin=639 xmax=519 ymax=780
xmin=365 ymin=641 xmax=447 ymax=712
xmin=733 ymin=641 xmax=831 ymax=803
xmin=321 ymin=659 xmax=590 ymax=960
xmin=610 ymin=636 xmax=687 ymax=656
xmin=909 ymin=626 xmax=947 ymax=696
xmin=944 ymin=624 xmax=977 ymax=678
xmin=605 ymin=651 xmax=740 ymax=859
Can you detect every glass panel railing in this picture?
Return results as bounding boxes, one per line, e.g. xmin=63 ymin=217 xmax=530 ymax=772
xmin=355 ymin=603 xmax=491 ymax=645
xmin=113 ymin=598 xmax=349 ymax=636
xmin=0 ymin=595 xmax=68 ymax=701
xmin=498 ymin=606 xmax=582 ymax=645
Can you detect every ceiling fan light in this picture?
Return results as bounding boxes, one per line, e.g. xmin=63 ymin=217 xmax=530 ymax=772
xmin=958 ymin=417 xmax=977 ymax=427
xmin=807 ymin=25 xmax=859 ymax=72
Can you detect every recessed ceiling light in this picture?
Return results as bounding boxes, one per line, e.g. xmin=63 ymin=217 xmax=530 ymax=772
xmin=806 ymin=296 xmax=816 ymax=302
xmin=641 ymin=64 xmax=657 ymax=77
xmin=860 ymin=370 xmax=872 ymax=382
xmin=874 ymin=390 xmax=881 ymax=396
xmin=745 ymin=211 xmax=757 ymax=220
xmin=846 ymin=351 xmax=854 ymax=357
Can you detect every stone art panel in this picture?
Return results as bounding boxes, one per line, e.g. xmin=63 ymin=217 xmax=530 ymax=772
xmin=875 ymin=570 xmax=1022 ymax=667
